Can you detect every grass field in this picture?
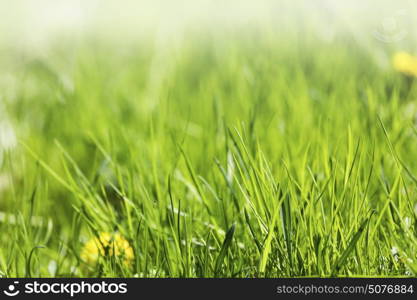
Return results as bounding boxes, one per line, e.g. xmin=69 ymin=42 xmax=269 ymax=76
xmin=1 ymin=1 xmax=417 ymax=278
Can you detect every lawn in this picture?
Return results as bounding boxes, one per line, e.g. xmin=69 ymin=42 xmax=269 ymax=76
xmin=0 ymin=1 xmax=417 ymax=277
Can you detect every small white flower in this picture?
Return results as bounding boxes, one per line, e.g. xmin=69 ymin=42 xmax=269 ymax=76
xmin=0 ymin=121 xmax=17 ymax=150
xmin=404 ymin=217 xmax=411 ymax=229
xmin=70 ymin=266 xmax=78 ymax=275
xmin=391 ymin=246 xmax=399 ymax=261
xmin=48 ymin=260 xmax=57 ymax=276
xmin=0 ymin=173 xmax=11 ymax=192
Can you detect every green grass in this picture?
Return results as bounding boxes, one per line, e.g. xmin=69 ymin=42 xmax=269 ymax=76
xmin=1 ymin=24 xmax=417 ymax=278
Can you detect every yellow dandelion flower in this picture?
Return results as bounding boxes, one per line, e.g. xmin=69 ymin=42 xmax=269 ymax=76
xmin=81 ymin=232 xmax=134 ymax=267
xmin=393 ymin=51 xmax=417 ymax=77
